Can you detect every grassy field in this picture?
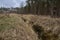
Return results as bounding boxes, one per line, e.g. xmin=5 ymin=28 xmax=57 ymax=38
xmin=0 ymin=14 xmax=60 ymax=40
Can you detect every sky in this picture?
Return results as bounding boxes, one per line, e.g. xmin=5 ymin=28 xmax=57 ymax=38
xmin=0 ymin=0 xmax=26 ymax=8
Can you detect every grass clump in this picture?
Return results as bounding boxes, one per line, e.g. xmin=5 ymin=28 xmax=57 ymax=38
xmin=0 ymin=14 xmax=19 ymax=31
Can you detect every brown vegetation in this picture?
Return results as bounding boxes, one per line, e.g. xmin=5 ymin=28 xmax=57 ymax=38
xmin=0 ymin=14 xmax=60 ymax=40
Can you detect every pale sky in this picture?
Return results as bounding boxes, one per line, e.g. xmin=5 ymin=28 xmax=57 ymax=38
xmin=0 ymin=0 xmax=26 ymax=8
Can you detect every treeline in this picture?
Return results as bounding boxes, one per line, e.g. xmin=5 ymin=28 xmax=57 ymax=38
xmin=0 ymin=0 xmax=60 ymax=17
xmin=0 ymin=7 xmax=24 ymax=14
xmin=23 ymin=0 xmax=60 ymax=16
xmin=0 ymin=7 xmax=19 ymax=13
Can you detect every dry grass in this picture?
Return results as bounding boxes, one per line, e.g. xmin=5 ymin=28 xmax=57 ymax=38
xmin=0 ymin=14 xmax=38 ymax=40
xmin=0 ymin=14 xmax=60 ymax=40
